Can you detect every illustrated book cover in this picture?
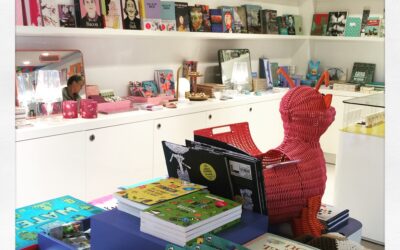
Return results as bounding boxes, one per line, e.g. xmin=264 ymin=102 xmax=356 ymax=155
xmin=220 ymin=6 xmax=235 ymax=33
xmin=259 ymin=58 xmax=274 ymax=89
xmin=194 ymin=4 xmax=211 ymax=32
xmin=276 ymin=16 xmax=288 ymax=35
xmin=58 ymin=4 xmax=76 ymax=27
xmin=245 ymin=233 xmax=319 ymax=250
xmin=260 ymin=9 xmax=278 ymax=34
xmin=310 ymin=13 xmax=328 ymax=36
xmin=160 ymin=1 xmax=176 ymax=31
xmin=139 ymin=0 xmax=161 ymax=30
xmin=360 ymin=9 xmax=370 ymax=37
xmin=294 ymin=15 xmax=303 ymax=35
xmin=210 ymin=8 xmax=223 ymax=32
xmin=100 ymin=0 xmax=122 ymax=29
xmin=154 ymin=69 xmax=175 ymax=97
xmin=326 ymin=11 xmax=347 ymax=36
xmin=24 ymin=0 xmax=43 ymax=26
xmin=74 ymin=0 xmax=103 ymax=28
xmin=285 ymin=15 xmax=296 ymax=35
xmin=233 ymin=6 xmax=247 ymax=33
xmin=40 ymin=0 xmax=60 ymax=27
xmin=244 ymin=4 xmax=261 ymax=34
xmin=15 ymin=195 xmax=103 ymax=250
xmin=162 ymin=141 xmax=235 ymax=199
xmin=344 ymin=17 xmax=361 ymax=37
xmin=121 ymin=0 xmax=141 ymax=29
xmin=175 ymin=2 xmax=190 ymax=32
xmin=364 ymin=16 xmax=381 ymax=37
xmin=189 ymin=6 xmax=203 ymax=32
xmin=349 ymin=62 xmax=376 ymax=85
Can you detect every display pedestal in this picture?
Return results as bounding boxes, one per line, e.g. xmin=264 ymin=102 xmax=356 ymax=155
xmin=90 ymin=209 xmax=269 ymax=250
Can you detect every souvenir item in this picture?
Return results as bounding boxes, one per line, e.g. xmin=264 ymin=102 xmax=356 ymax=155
xmin=62 ymin=100 xmax=78 ymax=118
xmin=189 ymin=6 xmax=203 ymax=32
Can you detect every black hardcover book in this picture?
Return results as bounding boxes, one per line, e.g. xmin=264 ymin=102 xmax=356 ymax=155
xmin=162 ymin=141 xmax=234 ymax=199
xmin=326 ymin=11 xmax=347 ymax=36
xmin=349 ymin=62 xmax=376 ymax=85
xmin=175 ymin=2 xmax=190 ymax=32
xmin=74 ymin=0 xmax=104 ymax=28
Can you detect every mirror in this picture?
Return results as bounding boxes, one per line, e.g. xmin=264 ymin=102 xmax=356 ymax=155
xmin=218 ymin=49 xmax=252 ymax=91
xmin=15 ymin=50 xmax=85 ymax=117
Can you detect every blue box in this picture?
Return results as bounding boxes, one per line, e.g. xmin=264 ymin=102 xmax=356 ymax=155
xmin=90 ymin=209 xmax=268 ymax=250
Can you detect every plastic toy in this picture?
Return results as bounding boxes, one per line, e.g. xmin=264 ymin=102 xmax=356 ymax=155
xmin=301 ymin=60 xmax=321 ymax=87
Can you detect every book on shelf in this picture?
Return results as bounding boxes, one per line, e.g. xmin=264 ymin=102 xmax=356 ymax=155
xmin=261 ymin=9 xmax=278 ymax=34
xmin=276 ymin=16 xmax=288 ymax=35
xmin=154 ymin=69 xmax=176 ymax=97
xmin=344 ymin=17 xmax=361 ymax=37
xmin=16 ymin=0 xmax=26 ymax=26
xmin=24 ymin=0 xmax=43 ymax=26
xmin=175 ymin=2 xmax=190 ymax=32
xmin=210 ymin=8 xmax=223 ymax=33
xmin=364 ymin=16 xmax=381 ymax=37
xmin=40 ymin=0 xmax=60 ymax=27
xmin=189 ymin=6 xmax=203 ymax=32
xmin=349 ymin=62 xmax=376 ymax=85
xmin=74 ymin=0 xmax=103 ymax=28
xmin=121 ymin=0 xmax=141 ymax=29
xmin=285 ymin=15 xmax=296 ymax=35
xmin=140 ymin=191 xmax=242 ymax=246
xmin=326 ymin=11 xmax=347 ymax=36
xmin=160 ymin=1 xmax=176 ymax=31
xmin=310 ymin=13 xmax=328 ymax=36
xmin=100 ymin=0 xmax=122 ymax=29
xmin=15 ymin=195 xmax=103 ymax=250
xmin=139 ymin=0 xmax=161 ymax=31
xmin=58 ymin=3 xmax=77 ymax=27
xmin=194 ymin=4 xmax=211 ymax=32
xmin=113 ymin=177 xmax=206 ymax=217
xmin=259 ymin=58 xmax=273 ymax=89
xmin=360 ymin=9 xmax=370 ymax=37
xmin=233 ymin=6 xmax=247 ymax=33
xmin=243 ymin=4 xmax=261 ymax=34
xmin=244 ymin=233 xmax=319 ymax=250
xmin=220 ymin=6 xmax=235 ymax=33
xmin=294 ymin=15 xmax=303 ymax=35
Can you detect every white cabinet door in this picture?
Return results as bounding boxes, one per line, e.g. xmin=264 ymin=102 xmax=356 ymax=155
xmin=205 ymin=105 xmax=250 ymax=127
xmin=153 ymin=113 xmax=206 ymax=178
xmin=86 ymin=120 xmax=153 ymax=200
xmin=16 ymin=132 xmax=86 ymax=207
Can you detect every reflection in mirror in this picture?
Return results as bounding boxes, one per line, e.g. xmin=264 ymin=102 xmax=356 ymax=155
xmin=15 ymin=50 xmax=85 ymax=117
xmin=218 ymin=49 xmax=252 ymax=91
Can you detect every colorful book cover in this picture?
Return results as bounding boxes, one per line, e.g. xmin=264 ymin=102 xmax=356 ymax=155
xmin=310 ymin=13 xmax=328 ymax=36
xmin=58 ymin=4 xmax=76 ymax=27
xmin=194 ymin=4 xmax=211 ymax=32
xmin=162 ymin=141 xmax=235 ymax=199
xmin=160 ymin=1 xmax=176 ymax=31
xmin=74 ymin=0 xmax=103 ymax=28
xmin=317 ymin=204 xmax=349 ymax=223
xmin=139 ymin=0 xmax=161 ymax=30
xmin=349 ymin=62 xmax=376 ymax=85
xmin=40 ymin=0 xmax=59 ymax=26
xmin=24 ymin=0 xmax=43 ymax=26
xmin=285 ymin=15 xmax=296 ymax=35
xmin=364 ymin=16 xmax=381 ymax=37
xmin=360 ymin=9 xmax=370 ymax=37
xmin=155 ymin=69 xmax=175 ymax=97
xmin=15 ymin=195 xmax=103 ymax=250
xmin=326 ymin=11 xmax=347 ymax=36
xmin=344 ymin=17 xmax=361 ymax=37
xmin=89 ymin=194 xmax=118 ymax=210
xmin=189 ymin=6 xmax=203 ymax=32
xmin=114 ymin=177 xmax=206 ymax=206
xmin=210 ymin=9 xmax=222 ymax=32
xmin=270 ymin=62 xmax=280 ymax=87
xmin=141 ymin=80 xmax=159 ymax=96
xmin=175 ymin=2 xmax=190 ymax=32
xmin=16 ymin=0 xmax=26 ymax=26
xmin=121 ymin=0 xmax=141 ymax=29
xmin=294 ymin=15 xmax=303 ymax=35
xmin=245 ymin=233 xmax=319 ymax=250
xmin=100 ymin=0 xmax=122 ymax=29
xmin=142 ymin=191 xmax=241 ymax=229
xmin=221 ymin=6 xmax=234 ymax=33
xmin=260 ymin=9 xmax=278 ymax=34
xmin=244 ymin=4 xmax=261 ymax=34
xmin=276 ymin=16 xmax=288 ymax=35
xmin=232 ymin=6 xmax=247 ymax=33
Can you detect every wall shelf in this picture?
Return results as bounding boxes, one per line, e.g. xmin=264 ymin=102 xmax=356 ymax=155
xmin=309 ymin=36 xmax=384 ymax=43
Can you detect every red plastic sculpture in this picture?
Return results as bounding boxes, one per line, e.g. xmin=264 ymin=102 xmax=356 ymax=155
xmin=194 ymin=69 xmax=335 ymax=236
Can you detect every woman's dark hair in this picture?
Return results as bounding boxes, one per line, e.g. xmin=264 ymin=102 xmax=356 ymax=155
xmin=105 ymin=0 xmax=110 ymax=15
xmin=67 ymin=75 xmax=83 ymax=86
xmin=124 ymin=0 xmax=138 ymax=17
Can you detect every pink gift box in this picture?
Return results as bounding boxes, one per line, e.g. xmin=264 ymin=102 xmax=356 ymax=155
xmin=62 ymin=101 xmax=78 ymax=119
xmin=80 ymin=99 xmax=98 ymax=119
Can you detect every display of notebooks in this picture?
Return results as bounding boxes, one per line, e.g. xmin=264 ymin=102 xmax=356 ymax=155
xmin=40 ymin=0 xmax=59 ymax=27
xmin=139 ymin=0 xmax=161 ymax=31
xmin=233 ymin=6 xmax=247 ymax=33
xmin=349 ymin=62 xmax=376 ymax=85
xmin=259 ymin=58 xmax=273 ymax=89
xmin=154 ymin=69 xmax=175 ymax=97
xmin=360 ymin=9 xmax=370 ymax=37
xmin=140 ymin=191 xmax=242 ymax=246
xmin=276 ymin=16 xmax=288 ymax=35
xmin=24 ymin=0 xmax=43 ymax=26
xmin=162 ymin=141 xmax=234 ymax=199
xmin=310 ymin=13 xmax=328 ymax=35
xmin=344 ymin=17 xmax=361 ymax=37
xmin=175 ymin=2 xmax=190 ymax=32
xmin=221 ymin=6 xmax=234 ymax=33
xmin=364 ymin=16 xmax=381 ymax=37
xmin=114 ymin=177 xmax=206 ymax=216
xmin=210 ymin=9 xmax=223 ymax=32
xmin=58 ymin=4 xmax=76 ymax=27
xmin=15 ymin=195 xmax=103 ymax=250
xmin=195 ymin=4 xmax=211 ymax=32
xmin=245 ymin=233 xmax=319 ymax=250
xmin=244 ymin=4 xmax=261 ymax=34
xmin=189 ymin=6 xmax=203 ymax=32
xmin=100 ymin=0 xmax=122 ymax=29
xmin=326 ymin=11 xmax=347 ymax=36
xmin=379 ymin=17 xmax=385 ymax=37
xmin=294 ymin=15 xmax=303 ymax=35
xmin=284 ymin=15 xmax=296 ymax=35
xmin=160 ymin=1 xmax=176 ymax=31
xmin=74 ymin=0 xmax=103 ymax=28
xmin=121 ymin=0 xmax=141 ymax=29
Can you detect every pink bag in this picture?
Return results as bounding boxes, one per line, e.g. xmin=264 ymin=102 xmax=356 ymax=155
xmin=80 ymin=99 xmax=98 ymax=119
xmin=62 ymin=101 xmax=78 ymax=119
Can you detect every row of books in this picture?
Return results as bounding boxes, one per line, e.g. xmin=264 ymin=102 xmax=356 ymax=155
xmin=311 ymin=10 xmax=385 ymax=37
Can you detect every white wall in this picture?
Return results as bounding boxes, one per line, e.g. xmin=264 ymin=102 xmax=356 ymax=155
xmin=0 ymin=1 xmax=15 ymax=249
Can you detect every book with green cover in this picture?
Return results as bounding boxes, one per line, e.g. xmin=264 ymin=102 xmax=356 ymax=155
xmin=349 ymin=62 xmax=376 ymax=85
xmin=345 ymin=17 xmax=362 ymax=37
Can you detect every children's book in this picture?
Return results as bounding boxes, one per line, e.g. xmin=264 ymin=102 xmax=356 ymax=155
xmin=175 ymin=2 xmax=190 ymax=32
xmin=58 ymin=4 xmax=76 ymax=27
xmin=100 ymin=0 xmax=122 ymax=29
xmin=15 ymin=195 xmax=103 ymax=250
xmin=233 ymin=6 xmax=247 ymax=33
xmin=244 ymin=4 xmax=261 ymax=34
xmin=326 ymin=11 xmax=347 ymax=36
xmin=276 ymin=16 xmax=288 ymax=35
xmin=194 ymin=4 xmax=211 ymax=32
xmin=349 ymin=62 xmax=376 ymax=85
xmin=310 ymin=13 xmax=328 ymax=36
xmin=285 ymin=15 xmax=296 ymax=35
xmin=220 ymin=6 xmax=234 ymax=33
xmin=121 ymin=0 xmax=141 ymax=29
xmin=74 ymin=0 xmax=103 ymax=28
xmin=245 ymin=233 xmax=319 ymax=250
xmin=260 ymin=9 xmax=277 ymax=34
xmin=154 ymin=69 xmax=175 ymax=97
xmin=40 ymin=0 xmax=60 ymax=27
xmin=160 ymin=1 xmax=176 ymax=31
xmin=360 ymin=9 xmax=370 ymax=37
xmin=210 ymin=9 xmax=222 ymax=32
xmin=364 ymin=16 xmax=381 ymax=37
xmin=344 ymin=17 xmax=361 ymax=37
xmin=189 ymin=6 xmax=203 ymax=32
xmin=294 ymin=15 xmax=303 ymax=35
xmin=139 ymin=0 xmax=161 ymax=31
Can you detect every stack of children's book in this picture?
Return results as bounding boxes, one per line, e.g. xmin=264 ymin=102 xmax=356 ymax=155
xmin=317 ymin=204 xmax=349 ymax=232
xmin=113 ymin=177 xmax=206 ymax=217
xmin=140 ymin=190 xmax=242 ymax=246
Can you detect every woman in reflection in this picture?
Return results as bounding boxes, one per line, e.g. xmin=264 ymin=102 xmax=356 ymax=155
xmin=62 ymin=75 xmax=84 ymax=101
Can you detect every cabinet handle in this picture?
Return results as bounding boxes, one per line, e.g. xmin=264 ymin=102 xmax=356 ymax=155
xmin=208 ymin=114 xmax=212 ymax=120
xmin=89 ymin=134 xmax=95 ymax=141
xmin=249 ymin=107 xmax=253 ymax=112
xmin=157 ymin=123 xmax=161 ymax=129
